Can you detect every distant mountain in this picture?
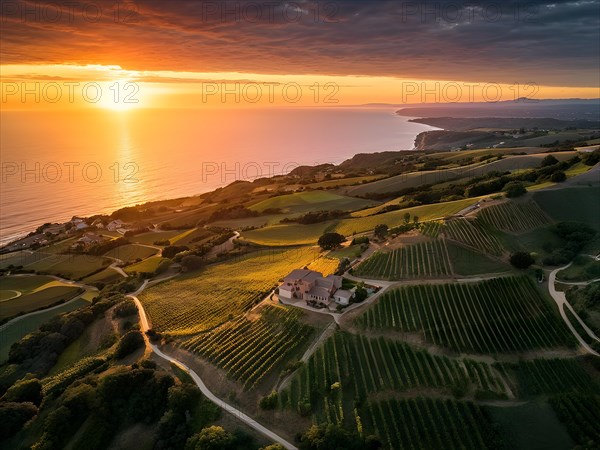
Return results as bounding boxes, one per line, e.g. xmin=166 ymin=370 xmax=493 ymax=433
xmin=395 ymin=98 xmax=600 ymax=121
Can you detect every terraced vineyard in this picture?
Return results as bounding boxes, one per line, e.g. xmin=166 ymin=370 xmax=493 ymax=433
xmin=280 ymin=332 xmax=506 ymax=425
xmin=549 ymin=394 xmax=600 ymax=447
xmin=182 ymin=306 xmax=313 ymax=389
xmin=139 ymin=247 xmax=319 ymax=334
xmin=353 ymin=240 xmax=452 ymax=280
xmin=444 ymin=218 xmax=504 ymax=256
xmin=366 ymin=398 xmax=501 ymax=450
xmin=420 ymin=220 xmax=443 ymax=238
xmin=478 ymin=200 xmax=550 ymax=232
xmin=509 ymin=358 xmax=599 ymax=396
xmin=355 ymin=277 xmax=575 ymax=353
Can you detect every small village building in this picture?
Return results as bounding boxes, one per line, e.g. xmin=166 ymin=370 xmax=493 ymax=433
xmin=106 ymin=219 xmax=124 ymax=231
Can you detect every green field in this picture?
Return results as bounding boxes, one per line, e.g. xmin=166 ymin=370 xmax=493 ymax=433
xmin=81 ymin=267 xmax=123 ymax=284
xmin=446 ymin=242 xmax=511 ymax=276
xmin=353 ymin=240 xmax=452 ymax=279
xmin=124 ymin=256 xmax=171 ymax=274
xmin=489 ymin=402 xmax=574 ymax=450
xmin=0 ymin=285 xmax=83 ymax=321
xmin=242 ymin=222 xmax=333 ymax=246
xmin=341 ymin=154 xmax=573 ymax=196
xmin=478 ymin=200 xmax=551 ymax=232
xmin=129 ymin=230 xmax=182 ymax=245
xmin=0 ymin=297 xmax=90 ymax=362
xmin=140 ymin=247 xmax=320 ymax=335
xmin=248 ymin=190 xmax=377 ymax=214
xmin=0 ymin=275 xmax=56 ymax=292
xmin=534 ymin=186 xmax=600 ymax=230
xmin=182 ymin=305 xmax=313 ymax=389
xmin=104 ymin=244 xmax=158 ymax=262
xmin=356 ymin=277 xmax=575 ymax=353
xmin=242 ymin=198 xmax=480 ymax=245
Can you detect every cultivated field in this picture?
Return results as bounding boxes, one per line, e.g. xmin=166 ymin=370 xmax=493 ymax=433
xmin=548 ymin=394 xmax=600 ymax=447
xmin=182 ymin=305 xmax=313 ymax=389
xmin=356 ymin=277 xmax=575 ymax=353
xmin=353 ymin=240 xmax=452 ymax=279
xmin=104 ymin=244 xmax=157 ymax=262
xmin=249 ymin=190 xmax=377 ymax=214
xmin=508 ymin=358 xmax=599 ymax=396
xmin=365 ymin=398 xmax=500 ymax=450
xmin=307 ymin=256 xmax=339 ymax=276
xmin=139 ymin=247 xmax=320 ymax=335
xmin=477 ymin=200 xmax=550 ymax=232
xmin=281 ymin=332 xmax=506 ymax=425
xmin=444 ymin=218 xmax=504 ymax=256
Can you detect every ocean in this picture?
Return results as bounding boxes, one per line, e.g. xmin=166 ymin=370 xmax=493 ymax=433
xmin=0 ymin=106 xmax=435 ymax=244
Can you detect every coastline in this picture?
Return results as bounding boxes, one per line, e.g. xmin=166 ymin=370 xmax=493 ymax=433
xmin=1 ymin=108 xmax=437 ymax=247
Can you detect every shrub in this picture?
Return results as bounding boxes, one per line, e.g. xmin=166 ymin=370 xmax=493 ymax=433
xmin=503 ymin=181 xmax=527 ymax=198
xmin=0 ymin=402 xmax=38 ymax=440
xmin=550 ymin=170 xmax=567 ymax=182
xmin=541 ymin=154 xmax=559 ymax=167
xmin=510 ymin=252 xmax=535 ymax=269
xmin=259 ymin=391 xmax=278 ymax=410
xmin=2 ymin=378 xmax=43 ymax=406
xmin=114 ymin=331 xmax=145 ymax=359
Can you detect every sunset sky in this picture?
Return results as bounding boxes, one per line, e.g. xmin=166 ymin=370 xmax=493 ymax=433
xmin=1 ymin=0 xmax=599 ymax=109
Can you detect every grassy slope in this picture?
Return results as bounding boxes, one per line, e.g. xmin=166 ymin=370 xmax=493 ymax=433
xmin=533 ymin=186 xmax=600 ymax=230
xmin=248 ymin=190 xmax=377 ymax=214
xmin=242 ymin=198 xmax=478 ymax=245
xmin=104 ymin=244 xmax=157 ymax=262
xmin=0 ymin=285 xmax=82 ymax=320
xmin=446 ymin=241 xmax=511 ymax=276
xmin=342 ymin=152 xmax=578 ymax=196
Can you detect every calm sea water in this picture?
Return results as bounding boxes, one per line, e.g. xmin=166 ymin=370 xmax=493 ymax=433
xmin=0 ymin=107 xmax=434 ymax=244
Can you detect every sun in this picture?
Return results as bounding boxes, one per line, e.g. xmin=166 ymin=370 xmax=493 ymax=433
xmin=95 ymin=79 xmax=144 ymax=111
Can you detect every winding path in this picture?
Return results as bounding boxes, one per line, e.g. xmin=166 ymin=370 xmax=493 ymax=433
xmin=128 ymin=278 xmax=298 ymax=450
xmin=548 ymin=264 xmax=600 ymax=356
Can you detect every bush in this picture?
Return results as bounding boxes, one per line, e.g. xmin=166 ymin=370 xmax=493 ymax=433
xmin=2 ymin=378 xmax=43 ymax=406
xmin=541 ymin=154 xmax=559 ymax=167
xmin=503 ymin=181 xmax=527 ymax=198
xmin=181 ymin=255 xmax=204 ymax=272
xmin=162 ymin=245 xmax=189 ymax=259
xmin=185 ymin=426 xmax=233 ymax=450
xmin=259 ymin=391 xmax=278 ymax=410
xmin=114 ymin=331 xmax=145 ymax=359
xmin=113 ymin=299 xmax=138 ymax=318
xmin=0 ymin=402 xmax=38 ymax=440
xmin=550 ymin=170 xmax=567 ymax=182
xmin=510 ymin=251 xmax=535 ymax=269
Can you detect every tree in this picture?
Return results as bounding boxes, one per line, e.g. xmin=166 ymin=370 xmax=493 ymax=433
xmin=318 ymin=232 xmax=345 ymax=250
xmin=162 ymin=245 xmax=189 ymax=259
xmin=114 ymin=330 xmax=145 ymax=359
xmin=299 ymin=424 xmax=366 ymax=450
xmin=374 ymin=224 xmax=388 ymax=239
xmin=185 ymin=426 xmax=234 ymax=450
xmin=550 ymin=170 xmax=567 ymax=182
xmin=503 ymin=181 xmax=527 ymax=198
xmin=403 ymin=212 xmax=411 ymax=224
xmin=413 ymin=215 xmax=419 ymax=224
xmin=0 ymin=402 xmax=38 ymax=440
xmin=3 ymin=378 xmax=43 ymax=406
xmin=181 ymin=255 xmax=204 ymax=272
xmin=510 ymin=251 xmax=535 ymax=269
xmin=260 ymin=445 xmax=285 ymax=450
xmin=353 ymin=283 xmax=368 ymax=303
xmin=259 ymin=391 xmax=279 ymax=410
xmin=541 ymin=154 xmax=559 ymax=167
